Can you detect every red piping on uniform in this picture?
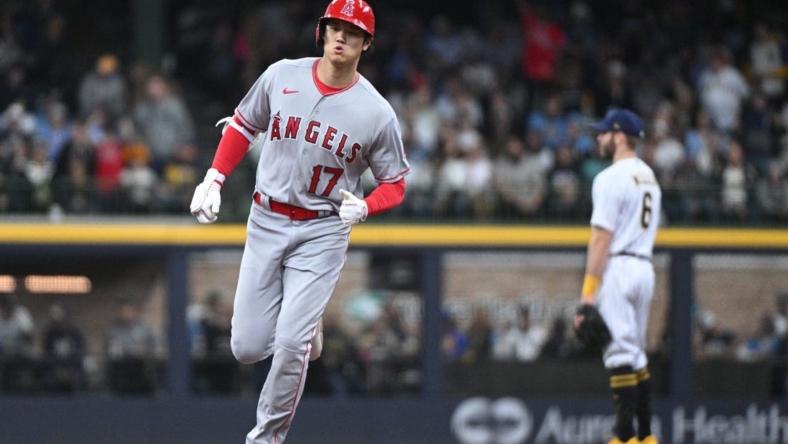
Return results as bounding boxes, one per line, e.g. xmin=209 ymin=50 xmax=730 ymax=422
xmin=312 ymin=59 xmax=360 ymax=96
xmin=272 ymin=347 xmax=311 ymax=444
xmin=375 ymin=167 xmax=411 ymax=183
xmin=235 ymin=108 xmax=266 ymax=131
xmin=231 ymin=115 xmax=255 ymax=137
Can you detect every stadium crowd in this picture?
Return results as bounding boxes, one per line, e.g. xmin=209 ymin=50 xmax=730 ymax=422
xmin=0 ymin=0 xmax=787 ymax=224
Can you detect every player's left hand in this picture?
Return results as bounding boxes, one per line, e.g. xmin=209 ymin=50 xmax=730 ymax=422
xmin=339 ymin=189 xmax=368 ymax=225
xmin=574 ymin=303 xmax=612 ymax=350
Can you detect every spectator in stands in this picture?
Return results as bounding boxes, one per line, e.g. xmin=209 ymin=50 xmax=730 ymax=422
xmin=35 ymin=97 xmax=72 ymax=166
xmin=435 ymin=76 xmax=483 ymax=129
xmin=458 ymin=35 xmax=498 ymax=100
xmin=395 ymin=93 xmax=437 ymax=219
xmin=77 ymin=54 xmax=128 ymax=121
xmin=696 ymin=46 xmax=749 ymax=135
xmin=48 ymin=115 xmax=94 ymax=213
xmin=492 ymin=306 xmax=548 ymax=362
xmin=739 ymin=92 xmax=779 ymax=175
xmin=462 ymin=310 xmax=494 ymax=363
xmin=719 ymin=141 xmax=757 ymax=222
xmin=404 ymin=82 xmax=442 ymax=159
xmin=1 ymin=101 xmax=37 ymax=140
xmin=464 ymin=138 xmax=495 ymax=219
xmin=0 ymin=292 xmax=35 ymax=392
xmin=755 ymin=161 xmax=788 ymax=223
xmin=651 ymin=103 xmax=688 ymax=221
xmin=319 ymin=313 xmax=365 ymax=396
xmin=41 ymin=302 xmax=86 ymax=393
xmin=158 ymin=142 xmax=203 ymax=213
xmin=118 ymin=142 xmax=158 ymax=214
xmin=127 ymin=60 xmax=155 ymax=105
xmin=92 ymin=120 xmax=124 ymax=213
xmin=563 ymin=113 xmax=595 ymax=157
xmin=771 ymin=292 xmax=788 ymax=338
xmin=433 ymin=127 xmax=471 ymax=218
xmin=670 ymin=157 xmax=720 ymax=224
xmin=733 ymin=308 xmax=788 ymax=399
xmin=486 ymin=89 xmax=517 ymax=154
xmin=650 ymin=103 xmax=687 ymax=182
xmin=23 ymin=138 xmax=54 ymax=212
xmin=527 ymin=92 xmax=569 ymax=151
xmin=517 ymin=1 xmax=566 ymax=115
xmin=547 ymin=144 xmax=583 ymax=219
xmin=696 ymin=309 xmax=736 ymax=358
xmin=132 ymin=74 xmax=195 ymax=171
xmin=425 ymin=15 xmax=465 ymax=75
xmin=594 ymin=59 xmax=634 ymax=119
xmin=735 ymin=313 xmax=779 ymax=363
xmin=357 ymin=301 xmax=420 ymax=394
xmin=200 ymin=292 xmax=232 ymax=358
xmin=540 ymin=316 xmax=572 ymax=359
xmin=191 ymin=291 xmax=236 ymax=395
xmin=53 ymin=119 xmax=94 ymax=179
xmin=0 ymin=104 xmax=36 ymax=211
xmin=685 ymin=109 xmax=725 ymax=180
xmin=749 ymin=22 xmax=786 ymax=106
xmin=441 ymin=314 xmax=468 ymax=362
xmin=0 ymin=292 xmax=34 ymax=357
xmin=493 ymin=132 xmax=548 ymax=219
xmin=103 ymin=298 xmax=158 ymax=395
xmin=0 ymin=65 xmax=35 ymax=114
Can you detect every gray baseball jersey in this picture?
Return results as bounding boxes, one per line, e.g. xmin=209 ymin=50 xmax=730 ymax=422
xmin=236 ymin=57 xmax=410 ymax=208
xmin=228 ymin=56 xmax=409 ymax=444
xmin=591 ymin=157 xmax=661 ymax=370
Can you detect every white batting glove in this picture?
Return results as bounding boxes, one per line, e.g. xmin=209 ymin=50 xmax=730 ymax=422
xmin=190 ymin=168 xmax=225 ymax=224
xmin=339 ymin=189 xmax=368 ymax=225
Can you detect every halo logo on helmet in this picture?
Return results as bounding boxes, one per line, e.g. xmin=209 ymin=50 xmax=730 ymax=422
xmin=340 ymin=0 xmax=354 ymax=16
xmin=315 ymin=0 xmax=376 ymax=47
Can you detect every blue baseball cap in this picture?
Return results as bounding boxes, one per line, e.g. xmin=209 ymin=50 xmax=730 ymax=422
xmin=589 ymin=108 xmax=645 ymax=138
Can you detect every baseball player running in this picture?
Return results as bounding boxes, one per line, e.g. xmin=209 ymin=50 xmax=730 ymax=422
xmin=577 ymin=109 xmax=661 ymax=444
xmin=189 ymin=1 xmax=410 ymax=442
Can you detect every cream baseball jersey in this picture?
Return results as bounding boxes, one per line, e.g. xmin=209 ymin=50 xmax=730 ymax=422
xmin=590 ymin=158 xmax=661 ymax=258
xmin=235 ymin=57 xmax=410 ymax=210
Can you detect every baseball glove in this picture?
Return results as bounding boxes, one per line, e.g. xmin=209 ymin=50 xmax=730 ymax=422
xmin=574 ymin=304 xmax=612 ymax=350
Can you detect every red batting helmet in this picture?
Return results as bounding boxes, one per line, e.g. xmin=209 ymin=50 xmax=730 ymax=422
xmin=315 ymin=0 xmax=376 ymax=46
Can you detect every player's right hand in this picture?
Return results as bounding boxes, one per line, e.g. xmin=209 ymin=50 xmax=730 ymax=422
xmin=190 ymin=168 xmax=225 ymax=224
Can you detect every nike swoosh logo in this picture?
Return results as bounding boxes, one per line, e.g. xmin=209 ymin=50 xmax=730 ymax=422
xmin=283 ymin=88 xmax=299 ymax=94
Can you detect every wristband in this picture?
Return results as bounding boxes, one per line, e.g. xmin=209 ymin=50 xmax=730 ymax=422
xmin=581 ymin=274 xmax=600 ymax=302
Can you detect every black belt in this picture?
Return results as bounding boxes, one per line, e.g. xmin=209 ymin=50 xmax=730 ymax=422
xmin=612 ymin=252 xmax=651 ymax=261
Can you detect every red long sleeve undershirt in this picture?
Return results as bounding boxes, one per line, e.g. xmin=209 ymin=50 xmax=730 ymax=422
xmin=210 ymin=118 xmax=250 ymax=177
xmin=211 ymin=123 xmax=406 ymax=216
xmin=365 ymin=178 xmax=406 ymax=216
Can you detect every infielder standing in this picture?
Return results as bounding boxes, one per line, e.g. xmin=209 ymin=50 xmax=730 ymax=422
xmin=578 ymin=109 xmax=661 ymax=444
xmin=190 ymin=1 xmax=410 ymax=442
